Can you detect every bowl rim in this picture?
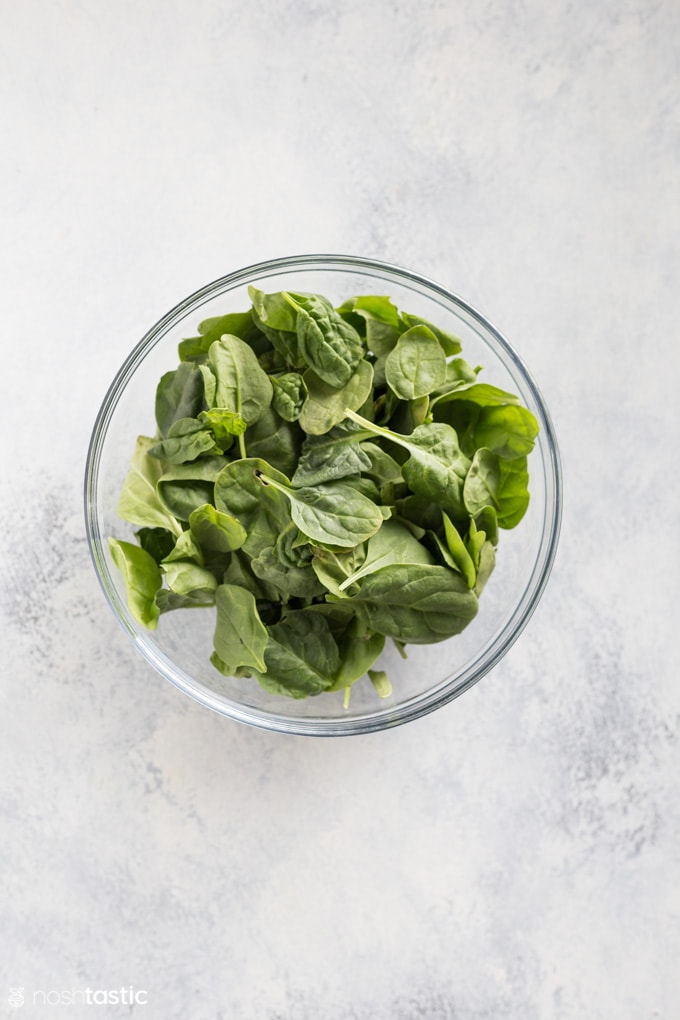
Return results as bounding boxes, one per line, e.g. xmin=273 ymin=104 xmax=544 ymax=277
xmin=84 ymin=253 xmax=563 ymax=736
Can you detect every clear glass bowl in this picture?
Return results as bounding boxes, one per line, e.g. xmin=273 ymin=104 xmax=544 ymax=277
xmin=85 ymin=255 xmax=562 ymax=736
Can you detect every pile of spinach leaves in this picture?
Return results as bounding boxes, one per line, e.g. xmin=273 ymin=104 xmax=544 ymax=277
xmin=110 ymin=287 xmax=538 ymax=703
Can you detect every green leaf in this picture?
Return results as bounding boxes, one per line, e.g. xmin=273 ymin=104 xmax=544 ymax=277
xmin=244 ymin=406 xmax=303 ymax=479
xmin=292 ymin=421 xmax=373 ymax=487
xmin=463 ymin=449 xmax=530 ymax=528
xmin=189 ymin=503 xmax=247 ymax=554
xmin=208 ymin=334 xmax=273 ymax=426
xmin=328 ymin=628 xmax=386 ymax=691
xmin=251 ymin=545 xmax=325 ymax=599
xmin=259 ymin=473 xmax=385 ymax=549
xmin=311 ymin=544 xmax=367 ymax=597
xmin=155 ymin=362 xmax=205 ymax=437
xmin=385 ymin=324 xmax=447 ymax=400
xmin=178 ymin=310 xmax=268 ymax=362
xmin=148 ymin=417 xmax=220 ymax=463
xmin=157 ymin=456 xmax=226 ymax=521
xmin=117 ymin=436 xmax=182 ymax=537
xmin=271 ymin=372 xmax=308 ymax=422
xmin=345 ymin=411 xmax=470 ymax=518
xmin=337 ymin=563 xmax=478 ymax=643
xmin=399 ymin=311 xmax=462 ymax=356
xmin=290 ymin=292 xmax=365 ymax=388
xmin=441 ymin=512 xmax=477 ymax=588
xmin=163 ymin=560 xmax=218 ymax=596
xmin=299 ymin=359 xmax=374 ymax=435
xmin=474 ymin=540 xmax=496 ymax=596
xmin=248 ymin=286 xmax=301 ymax=364
xmin=108 ymin=538 xmax=162 ymax=629
xmin=253 ymin=611 xmax=340 ymax=699
xmin=162 ymin=529 xmax=204 ymax=565
xmin=214 ymin=457 xmax=291 ymax=558
xmin=213 ymin=584 xmax=269 ymax=674
xmin=135 ymin=527 xmax=176 ymax=564
xmin=155 ymin=588 xmax=216 ymax=612
xmin=198 ymin=407 xmax=247 ymax=447
xmin=337 ymin=519 xmax=434 ymax=591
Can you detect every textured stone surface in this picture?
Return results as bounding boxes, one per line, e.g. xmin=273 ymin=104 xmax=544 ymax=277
xmin=1 ymin=1 xmax=678 ymax=1017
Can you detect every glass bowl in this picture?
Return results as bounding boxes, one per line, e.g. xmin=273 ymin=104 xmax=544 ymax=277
xmin=85 ymin=255 xmax=562 ymax=736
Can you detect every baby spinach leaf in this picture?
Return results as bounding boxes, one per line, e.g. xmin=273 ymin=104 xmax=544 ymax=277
xmin=198 ymin=408 xmax=247 ymax=450
xmin=441 ymin=511 xmax=476 ymax=589
xmin=135 ymin=526 xmax=176 ymax=564
xmin=385 ymin=324 xmax=447 ymax=400
xmin=117 ymin=436 xmax=183 ymax=537
xmin=474 ymin=540 xmax=496 ymax=596
xmin=244 ymin=406 xmax=303 ymax=479
xmin=214 ymin=457 xmax=291 ymax=558
xmin=208 ymin=334 xmax=273 ymax=427
xmin=164 ymin=560 xmax=218 ymax=596
xmin=157 ymin=456 xmax=226 ymax=521
xmin=253 ymin=611 xmax=340 ymax=699
xmin=248 ymin=286 xmax=301 ymax=364
xmin=189 ymin=503 xmax=247 ymax=555
xmin=328 ymin=628 xmax=386 ymax=692
xmin=199 ymin=363 xmax=217 ymax=408
xmin=399 ymin=311 xmax=462 ymax=356
xmin=178 ymin=310 xmax=268 ymax=362
xmin=213 ymin=584 xmax=269 ymax=675
xmin=271 ymin=372 xmax=308 ymax=422
xmin=155 ymin=362 xmax=205 ymax=437
xmin=222 ymin=549 xmax=279 ymax=602
xmin=467 ymin=403 xmax=539 ymax=460
xmin=108 ymin=538 xmax=162 ymax=629
xmin=337 ymin=519 xmax=434 ymax=591
xmin=155 ymin=588 xmax=216 ymax=612
xmin=259 ymin=473 xmax=384 ymax=549
xmin=432 ymin=380 xmax=521 ymax=411
xmin=463 ymin=449 xmax=530 ymax=528
xmin=251 ymin=546 xmax=325 ymax=599
xmin=162 ymin=529 xmax=204 ymax=565
xmin=311 ymin=544 xmax=367 ymax=597
xmin=345 ymin=411 xmax=470 ymax=517
xmin=299 ymin=359 xmax=373 ymax=435
xmin=338 ymin=564 xmax=478 ymax=643
xmin=292 ymin=421 xmax=373 ymax=487
xmin=148 ymin=417 xmax=220 ymax=463
xmin=289 ymin=292 xmax=365 ymax=388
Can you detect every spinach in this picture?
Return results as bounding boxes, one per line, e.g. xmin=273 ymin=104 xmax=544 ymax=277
xmin=299 ymin=359 xmax=373 ymax=435
xmin=345 ymin=411 xmax=470 ymax=517
xmin=333 ymin=563 xmax=478 ymax=643
xmin=258 ymin=472 xmax=385 ymax=548
xmin=155 ymin=362 xmax=205 ymax=438
xmin=110 ymin=285 xmax=539 ymax=703
xmin=109 ymin=538 xmax=162 ymax=629
xmin=213 ymin=584 xmax=268 ymax=675
xmin=208 ymin=334 xmax=273 ymax=435
xmin=385 ymin=325 xmax=447 ymax=400
xmin=117 ymin=436 xmax=183 ymax=537
xmin=252 ymin=611 xmax=340 ymax=699
xmin=271 ymin=372 xmax=307 ymax=422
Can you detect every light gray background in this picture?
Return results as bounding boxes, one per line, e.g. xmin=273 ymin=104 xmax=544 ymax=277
xmin=1 ymin=2 xmax=678 ymax=1018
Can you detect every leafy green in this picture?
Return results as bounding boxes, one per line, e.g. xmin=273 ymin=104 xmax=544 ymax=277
xmin=259 ymin=473 xmax=385 ymax=548
xmin=110 ymin=284 xmax=539 ymax=704
xmin=336 ymin=564 xmax=478 ymax=643
xmin=208 ymin=334 xmax=273 ymax=427
xmin=108 ymin=538 xmax=162 ymax=629
xmin=253 ymin=611 xmax=340 ymax=699
xmin=117 ymin=436 xmax=182 ymax=537
xmin=385 ymin=324 xmax=447 ymax=400
xmin=213 ymin=584 xmax=268 ymax=674
xmin=155 ymin=362 xmax=205 ymax=438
